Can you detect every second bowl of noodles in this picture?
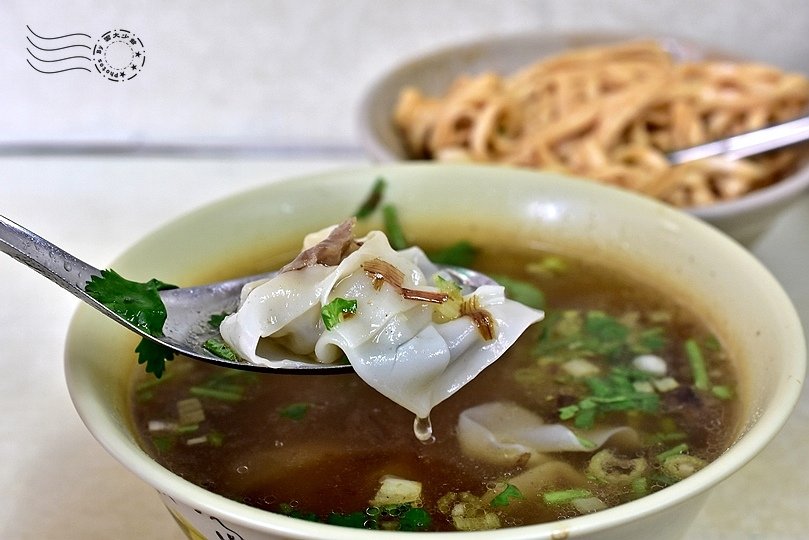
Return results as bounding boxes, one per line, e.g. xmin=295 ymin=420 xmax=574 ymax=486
xmin=358 ymin=32 xmax=809 ymax=244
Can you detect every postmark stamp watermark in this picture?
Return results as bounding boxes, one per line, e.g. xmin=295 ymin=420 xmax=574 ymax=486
xmin=26 ymin=25 xmax=146 ymax=81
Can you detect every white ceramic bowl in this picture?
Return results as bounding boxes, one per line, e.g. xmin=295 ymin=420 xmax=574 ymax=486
xmin=357 ymin=32 xmax=809 ymax=246
xmin=65 ymin=164 xmax=805 ymax=540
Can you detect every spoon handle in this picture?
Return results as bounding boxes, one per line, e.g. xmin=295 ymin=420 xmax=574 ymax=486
xmin=667 ymin=114 xmax=809 ymax=164
xmin=0 ymin=214 xmax=110 ymax=312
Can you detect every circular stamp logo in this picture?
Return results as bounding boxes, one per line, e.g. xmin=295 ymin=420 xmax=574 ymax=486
xmin=92 ymin=29 xmax=145 ymax=81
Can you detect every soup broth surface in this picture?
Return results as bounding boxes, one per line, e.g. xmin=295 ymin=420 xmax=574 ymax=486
xmin=130 ymin=244 xmax=739 ymax=532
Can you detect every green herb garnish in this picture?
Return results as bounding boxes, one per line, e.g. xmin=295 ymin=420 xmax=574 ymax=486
xmin=321 ymin=297 xmax=358 ymax=330
xmin=134 ymin=335 xmax=175 ymax=378
xmin=428 ymin=241 xmax=479 ymax=268
xmin=685 ymin=338 xmax=710 ymax=390
xmin=711 ymin=385 xmax=733 ymax=400
xmin=534 ymin=309 xmax=666 ymax=362
xmin=85 ymin=269 xmax=178 ymax=378
xmin=203 ymin=338 xmax=239 ymax=361
xmin=208 ymin=312 xmax=228 ymax=328
xmin=85 ymin=269 xmax=176 ymax=332
xmin=558 ymin=367 xmax=660 ymax=429
xmin=207 ymin=430 xmax=224 ymax=447
xmin=656 ymin=443 xmax=689 ymax=462
xmin=354 ymin=177 xmax=387 ymax=219
xmin=279 ymin=503 xmax=322 ymax=523
xmin=279 ymin=402 xmax=311 ymax=421
xmin=490 ymin=484 xmax=524 ymax=507
xmin=398 ymin=506 xmax=431 ymax=531
xmin=382 ymin=204 xmax=408 ymax=250
xmin=293 ymin=502 xmax=431 ymax=531
xmin=189 ymin=386 xmax=243 ymax=402
xmin=493 ymin=275 xmax=545 ymax=309
xmin=542 ymin=488 xmax=592 ymax=506
xmin=327 ymin=510 xmax=372 ymax=528
xmin=631 ymin=477 xmax=648 ymax=498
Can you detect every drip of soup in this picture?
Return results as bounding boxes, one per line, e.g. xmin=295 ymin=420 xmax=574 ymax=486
xmin=129 ymin=245 xmax=739 ymax=532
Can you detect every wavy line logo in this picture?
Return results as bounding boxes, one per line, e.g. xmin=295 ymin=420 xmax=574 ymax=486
xmin=26 ymin=25 xmax=146 ymax=82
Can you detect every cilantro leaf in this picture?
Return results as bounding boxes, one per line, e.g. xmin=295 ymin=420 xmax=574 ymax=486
xmin=85 ymin=269 xmax=176 ymax=334
xmin=560 ymin=367 xmax=660 ymax=429
xmin=85 ymin=269 xmax=178 ymax=378
xmin=208 ymin=312 xmax=228 ymax=328
xmin=534 ymin=309 xmax=666 ymax=362
xmin=584 ymin=311 xmax=629 ymax=351
xmin=321 ymin=297 xmax=358 ymax=330
xmin=134 ymin=337 xmax=174 ymax=378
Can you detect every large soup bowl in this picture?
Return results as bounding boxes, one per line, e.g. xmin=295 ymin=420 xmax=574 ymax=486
xmin=65 ymin=163 xmax=805 ymax=540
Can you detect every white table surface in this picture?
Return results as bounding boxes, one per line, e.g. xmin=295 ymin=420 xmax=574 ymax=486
xmin=1 ymin=156 xmax=807 ymax=539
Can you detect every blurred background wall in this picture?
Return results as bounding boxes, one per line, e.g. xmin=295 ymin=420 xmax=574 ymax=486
xmin=2 ymin=0 xmax=808 ymax=151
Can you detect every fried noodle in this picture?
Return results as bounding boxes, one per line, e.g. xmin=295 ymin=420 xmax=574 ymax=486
xmin=394 ymin=41 xmax=809 ymax=207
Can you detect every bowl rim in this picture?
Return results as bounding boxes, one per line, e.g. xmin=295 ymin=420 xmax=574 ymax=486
xmin=64 ymin=163 xmax=807 ymax=538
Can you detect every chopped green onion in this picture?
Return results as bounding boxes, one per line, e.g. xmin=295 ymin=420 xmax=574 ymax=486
xmin=354 ymin=177 xmax=387 ymax=219
xmin=647 ymin=431 xmax=687 ymax=444
xmin=542 ymin=488 xmax=593 ymax=506
xmin=382 ymin=204 xmax=408 ymax=250
xmin=207 ymin=431 xmax=224 ymax=447
xmin=661 ymin=454 xmax=706 ymax=479
xmin=203 ymin=338 xmax=239 ymax=361
xmin=321 ymin=297 xmax=358 ymax=330
xmin=631 ymin=477 xmax=648 ymax=498
xmin=656 ymin=443 xmax=689 ymax=462
xmin=587 ymin=449 xmax=648 ymax=484
xmin=189 ymin=386 xmax=243 ymax=401
xmin=685 ymin=339 xmax=710 ymax=390
xmin=711 ymin=385 xmax=733 ymax=400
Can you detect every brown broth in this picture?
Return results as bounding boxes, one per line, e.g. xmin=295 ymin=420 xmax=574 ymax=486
xmin=129 ymin=245 xmax=739 ymax=532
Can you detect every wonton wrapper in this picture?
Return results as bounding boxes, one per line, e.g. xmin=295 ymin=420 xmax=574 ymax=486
xmin=220 ymin=227 xmax=543 ymax=419
xmin=457 ymin=401 xmax=637 ymax=467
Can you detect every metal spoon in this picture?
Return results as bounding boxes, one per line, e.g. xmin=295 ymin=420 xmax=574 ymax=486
xmin=667 ymin=114 xmax=809 ymax=165
xmin=0 ymin=214 xmax=495 ymax=373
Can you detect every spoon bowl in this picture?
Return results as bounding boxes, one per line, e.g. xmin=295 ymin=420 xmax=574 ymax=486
xmin=0 ymin=214 xmax=495 ymax=372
